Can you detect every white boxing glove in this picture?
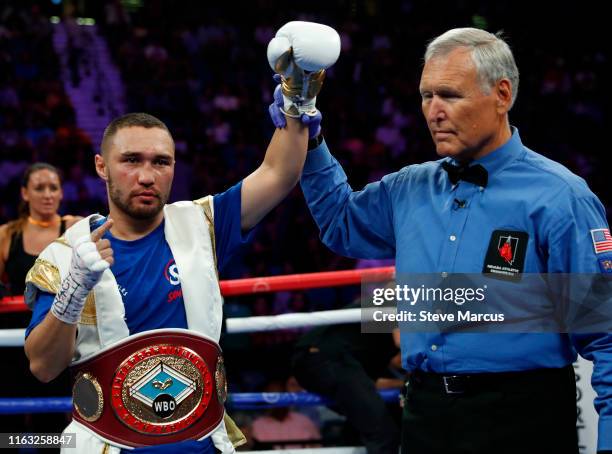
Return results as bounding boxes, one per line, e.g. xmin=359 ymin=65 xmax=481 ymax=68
xmin=51 ymin=224 xmax=112 ymax=325
xmin=267 ymin=21 xmax=341 ymax=117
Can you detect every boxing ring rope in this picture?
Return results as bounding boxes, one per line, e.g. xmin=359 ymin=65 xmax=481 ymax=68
xmin=0 ymin=389 xmax=401 ymax=414
xmin=220 ymin=267 xmax=394 ymax=296
xmin=0 ymin=267 xmax=395 ymax=313
xmin=0 ymin=295 xmax=25 ymax=314
xmin=0 ymin=307 xmax=365 ymax=345
xmin=0 ymin=267 xmax=401 ymax=415
xmin=0 ymin=266 xmax=395 ymax=343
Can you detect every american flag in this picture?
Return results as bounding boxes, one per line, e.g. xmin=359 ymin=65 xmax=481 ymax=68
xmin=591 ymin=228 xmax=612 ymax=254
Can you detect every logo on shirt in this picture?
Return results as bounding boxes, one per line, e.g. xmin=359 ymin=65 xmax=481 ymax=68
xmin=483 ymin=230 xmax=528 ymax=281
xmin=498 ymin=235 xmax=518 ymax=265
xmin=591 ymin=228 xmax=612 ymax=254
xmin=117 ymin=285 xmax=128 ymax=297
xmin=164 ymin=259 xmax=180 ymax=285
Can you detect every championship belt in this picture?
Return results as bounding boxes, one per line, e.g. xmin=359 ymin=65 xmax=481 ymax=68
xmin=70 ymin=329 xmax=227 ymax=448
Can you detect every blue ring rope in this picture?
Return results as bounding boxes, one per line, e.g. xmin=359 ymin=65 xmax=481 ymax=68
xmin=0 ymin=389 xmax=401 ymax=414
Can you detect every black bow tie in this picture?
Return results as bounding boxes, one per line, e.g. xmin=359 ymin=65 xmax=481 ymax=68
xmin=441 ymin=161 xmax=488 ymax=187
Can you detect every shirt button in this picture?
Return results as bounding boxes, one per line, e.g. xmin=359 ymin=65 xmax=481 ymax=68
xmin=449 ymin=235 xmax=456 ymax=242
xmin=479 ymin=187 xmax=484 ymax=192
xmin=431 ymin=344 xmax=438 ymax=351
xmin=441 ymin=272 xmax=448 ymax=278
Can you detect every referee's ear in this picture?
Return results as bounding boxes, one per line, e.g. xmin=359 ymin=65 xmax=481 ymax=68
xmin=494 ymin=78 xmax=512 ymax=115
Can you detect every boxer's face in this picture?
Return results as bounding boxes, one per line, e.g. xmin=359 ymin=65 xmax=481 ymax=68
xmin=98 ymin=126 xmax=175 ymax=220
xmin=420 ymin=47 xmax=510 ymax=161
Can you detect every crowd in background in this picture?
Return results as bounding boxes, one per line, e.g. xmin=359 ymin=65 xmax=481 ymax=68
xmin=0 ymin=0 xmax=609 ymax=448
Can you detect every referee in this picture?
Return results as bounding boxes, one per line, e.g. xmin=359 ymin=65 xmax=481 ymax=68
xmin=288 ymin=27 xmax=612 ymax=454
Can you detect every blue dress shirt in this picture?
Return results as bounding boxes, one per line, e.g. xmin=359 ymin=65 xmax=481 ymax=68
xmin=300 ymin=128 xmax=612 ymax=450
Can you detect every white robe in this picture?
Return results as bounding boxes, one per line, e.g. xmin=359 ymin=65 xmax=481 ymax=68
xmin=26 ymin=198 xmax=236 ymax=453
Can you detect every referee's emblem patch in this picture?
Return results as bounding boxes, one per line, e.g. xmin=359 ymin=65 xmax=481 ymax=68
xmin=599 ymin=257 xmax=612 ymax=274
xmin=483 ymin=230 xmax=528 ymax=281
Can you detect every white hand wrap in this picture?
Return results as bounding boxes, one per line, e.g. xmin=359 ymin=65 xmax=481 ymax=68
xmin=51 ymin=234 xmax=110 ymax=325
xmin=267 ymin=21 xmax=341 ymax=117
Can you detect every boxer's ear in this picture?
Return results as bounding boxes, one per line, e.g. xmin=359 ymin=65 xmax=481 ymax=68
xmin=95 ymin=154 xmax=108 ymax=181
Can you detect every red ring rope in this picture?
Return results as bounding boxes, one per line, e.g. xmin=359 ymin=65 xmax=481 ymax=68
xmin=0 ymin=267 xmax=395 ymax=313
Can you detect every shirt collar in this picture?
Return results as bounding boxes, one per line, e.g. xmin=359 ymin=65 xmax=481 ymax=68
xmin=448 ymin=126 xmax=525 ymax=179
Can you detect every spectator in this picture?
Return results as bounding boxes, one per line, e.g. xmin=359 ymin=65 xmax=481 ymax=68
xmin=252 ymin=379 xmax=322 ymax=449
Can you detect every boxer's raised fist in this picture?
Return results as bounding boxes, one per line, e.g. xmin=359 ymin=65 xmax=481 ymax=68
xmin=267 ymin=21 xmax=340 ymax=117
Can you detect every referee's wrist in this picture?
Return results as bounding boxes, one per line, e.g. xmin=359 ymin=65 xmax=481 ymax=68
xmin=308 ymin=134 xmax=323 ymax=151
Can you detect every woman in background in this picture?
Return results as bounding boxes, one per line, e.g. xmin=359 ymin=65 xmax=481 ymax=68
xmin=0 ymin=162 xmax=81 ymax=435
xmin=0 ymin=162 xmax=81 ymax=297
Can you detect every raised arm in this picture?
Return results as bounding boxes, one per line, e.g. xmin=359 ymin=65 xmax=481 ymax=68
xmin=300 ymin=140 xmax=397 ymax=259
xmin=240 ymin=21 xmax=340 ymax=231
xmin=241 ymin=118 xmax=308 ymax=231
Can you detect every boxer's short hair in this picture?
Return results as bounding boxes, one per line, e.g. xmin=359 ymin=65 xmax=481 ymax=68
xmin=100 ymin=112 xmax=173 ymax=156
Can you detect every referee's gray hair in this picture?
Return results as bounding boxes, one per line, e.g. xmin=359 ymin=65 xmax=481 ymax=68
xmin=425 ymin=28 xmax=519 ymax=109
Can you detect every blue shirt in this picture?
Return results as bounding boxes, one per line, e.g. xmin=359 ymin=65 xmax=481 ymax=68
xmin=26 ymin=182 xmax=251 ymax=454
xmin=301 ymin=129 xmax=612 ymax=450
